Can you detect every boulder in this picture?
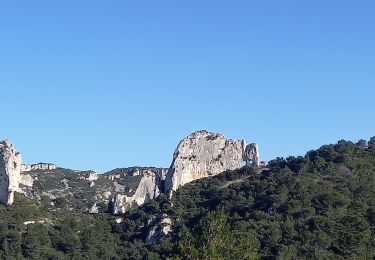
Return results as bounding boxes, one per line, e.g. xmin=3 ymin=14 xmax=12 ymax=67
xmin=89 ymin=203 xmax=99 ymax=214
xmin=20 ymin=164 xmax=32 ymax=172
xmin=85 ymin=172 xmax=98 ymax=181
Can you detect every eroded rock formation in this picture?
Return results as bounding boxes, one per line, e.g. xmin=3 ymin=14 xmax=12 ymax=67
xmin=165 ymin=130 xmax=260 ymax=191
xmin=21 ymin=163 xmax=57 ymax=172
xmin=0 ymin=140 xmax=22 ymax=205
xmin=110 ymin=169 xmax=167 ymax=214
xmin=85 ymin=172 xmax=98 ymax=181
xmin=145 ymin=214 xmax=172 ymax=245
xmin=244 ymin=143 xmax=260 ymax=167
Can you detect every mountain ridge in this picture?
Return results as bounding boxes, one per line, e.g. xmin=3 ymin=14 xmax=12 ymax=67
xmin=0 ymin=130 xmax=261 ymax=214
xmin=0 ymin=135 xmax=374 ymax=259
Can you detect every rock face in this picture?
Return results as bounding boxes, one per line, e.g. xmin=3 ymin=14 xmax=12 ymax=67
xmin=21 ymin=163 xmax=57 ymax=172
xmin=85 ymin=172 xmax=98 ymax=181
xmin=244 ymin=143 xmax=260 ymax=167
xmin=20 ymin=174 xmax=34 ymax=187
xmin=0 ymin=140 xmax=22 ymax=205
xmin=165 ymin=130 xmax=260 ymax=191
xmin=145 ymin=214 xmax=172 ymax=245
xmin=110 ymin=169 xmax=167 ymax=214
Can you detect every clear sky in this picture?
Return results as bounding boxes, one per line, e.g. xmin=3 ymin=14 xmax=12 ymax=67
xmin=1 ymin=1 xmax=374 ymax=172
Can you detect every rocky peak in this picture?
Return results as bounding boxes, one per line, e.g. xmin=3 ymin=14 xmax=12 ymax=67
xmin=165 ymin=130 xmax=260 ymax=191
xmin=0 ymin=140 xmax=22 ymax=205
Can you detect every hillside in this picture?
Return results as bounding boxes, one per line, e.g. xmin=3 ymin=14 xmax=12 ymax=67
xmin=2 ymin=131 xmax=259 ymax=216
xmin=0 ymin=137 xmax=374 ymax=259
xmin=21 ymin=167 xmax=167 ymax=214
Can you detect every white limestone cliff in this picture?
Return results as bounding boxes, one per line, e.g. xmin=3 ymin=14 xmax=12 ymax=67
xmin=0 ymin=140 xmax=22 ymax=205
xmin=20 ymin=164 xmax=32 ymax=172
xmin=110 ymin=169 xmax=167 ymax=214
xmin=165 ymin=130 xmax=260 ymax=191
xmin=21 ymin=163 xmax=57 ymax=172
xmin=111 ymin=194 xmax=128 ymax=215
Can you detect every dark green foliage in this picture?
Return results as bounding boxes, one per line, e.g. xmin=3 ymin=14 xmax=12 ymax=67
xmin=22 ymin=224 xmax=50 ymax=259
xmin=177 ymin=209 xmax=259 ymax=259
xmin=164 ymin=136 xmax=375 ymax=259
xmin=0 ymin=196 xmax=122 ymax=259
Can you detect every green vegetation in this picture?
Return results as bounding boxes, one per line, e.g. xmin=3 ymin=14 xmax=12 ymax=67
xmin=27 ymin=168 xmax=115 ymax=212
xmin=177 ymin=209 xmax=259 ymax=259
xmin=0 ymin=137 xmax=375 ymax=259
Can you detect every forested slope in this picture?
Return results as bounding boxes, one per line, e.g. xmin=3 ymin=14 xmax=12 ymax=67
xmin=1 ymin=137 xmax=374 ymax=259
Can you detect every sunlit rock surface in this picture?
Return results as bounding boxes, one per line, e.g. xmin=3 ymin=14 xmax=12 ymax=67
xmin=0 ymin=140 xmax=22 ymax=205
xmin=21 ymin=163 xmax=57 ymax=172
xmin=110 ymin=168 xmax=167 ymax=214
xmin=165 ymin=130 xmax=260 ymax=191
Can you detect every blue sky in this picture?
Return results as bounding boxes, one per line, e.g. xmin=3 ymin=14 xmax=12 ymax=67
xmin=1 ymin=1 xmax=374 ymax=172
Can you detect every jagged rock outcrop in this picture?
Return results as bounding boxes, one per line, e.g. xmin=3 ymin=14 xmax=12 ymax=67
xmin=165 ymin=130 xmax=260 ymax=191
xmin=110 ymin=169 xmax=167 ymax=214
xmin=20 ymin=174 xmax=34 ymax=187
xmin=21 ymin=163 xmax=57 ymax=172
xmin=109 ymin=131 xmax=260 ymax=212
xmin=110 ymin=194 xmax=128 ymax=215
xmin=0 ymin=140 xmax=22 ymax=205
xmin=85 ymin=172 xmax=98 ymax=181
xmin=244 ymin=143 xmax=260 ymax=167
xmin=20 ymin=164 xmax=32 ymax=172
xmin=89 ymin=203 xmax=99 ymax=214
xmin=145 ymin=214 xmax=173 ymax=245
